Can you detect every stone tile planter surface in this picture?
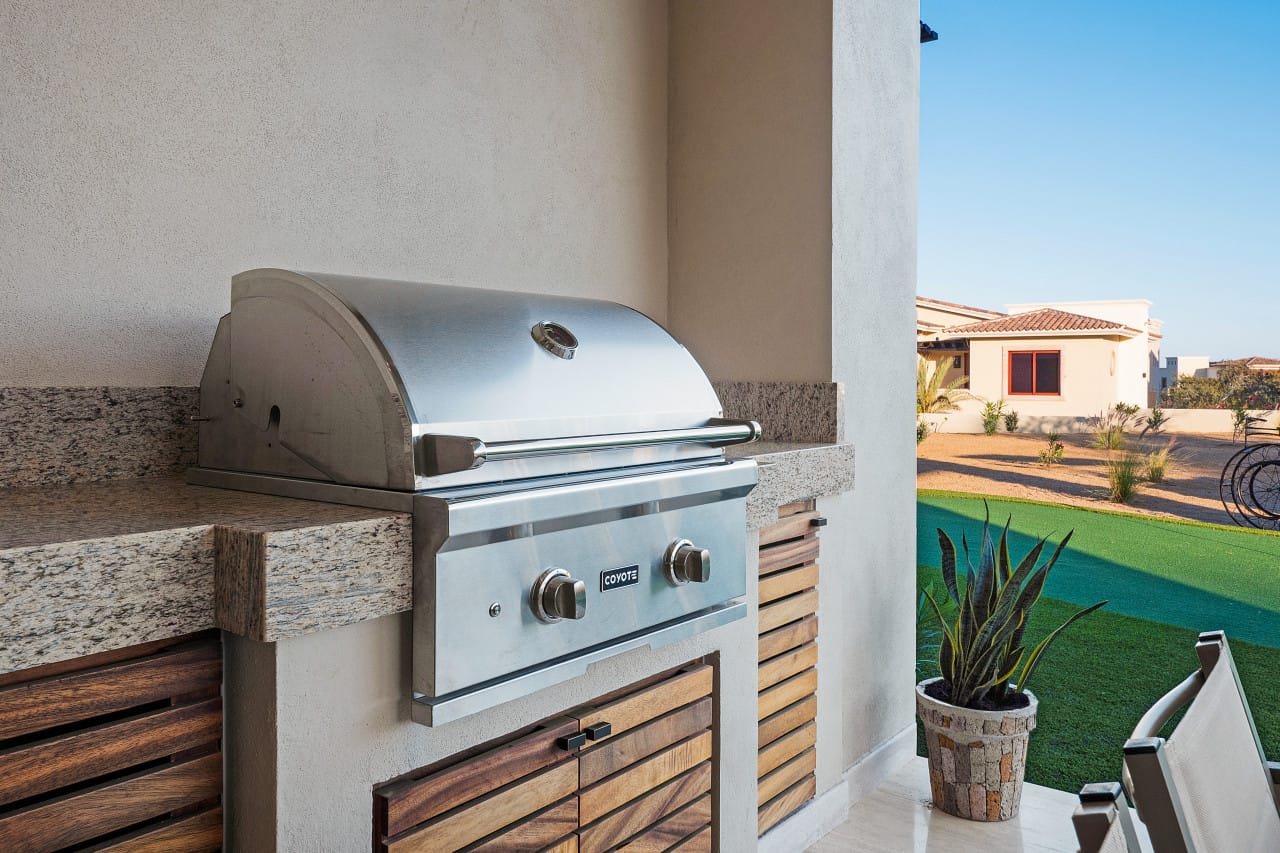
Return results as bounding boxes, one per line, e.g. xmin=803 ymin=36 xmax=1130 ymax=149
xmin=916 ymin=678 xmax=1038 ymax=821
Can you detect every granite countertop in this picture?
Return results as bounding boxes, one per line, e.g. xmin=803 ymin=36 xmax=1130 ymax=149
xmin=0 ymin=442 xmax=852 ymax=676
xmin=729 ymin=441 xmax=855 ymax=529
xmin=0 ymin=476 xmax=411 ymax=674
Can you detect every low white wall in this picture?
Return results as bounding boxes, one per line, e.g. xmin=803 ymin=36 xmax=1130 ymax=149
xmin=924 ymin=404 xmax=1275 ymax=436
xmin=1156 ymin=408 xmax=1275 ymax=435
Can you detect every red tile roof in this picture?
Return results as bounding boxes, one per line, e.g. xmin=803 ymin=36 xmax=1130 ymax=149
xmin=944 ymin=308 xmax=1137 ymax=336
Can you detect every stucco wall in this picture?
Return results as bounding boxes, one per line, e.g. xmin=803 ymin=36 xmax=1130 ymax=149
xmin=831 ymin=0 xmax=919 ymax=772
xmin=667 ymin=0 xmax=833 ymax=382
xmin=0 ymin=0 xmax=669 ymax=386
xmin=967 ymin=336 xmax=1123 ymax=420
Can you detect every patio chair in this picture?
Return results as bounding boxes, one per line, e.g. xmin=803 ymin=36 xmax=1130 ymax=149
xmin=1122 ymin=630 xmax=1280 ymax=852
xmin=1072 ymin=781 xmax=1141 ymax=852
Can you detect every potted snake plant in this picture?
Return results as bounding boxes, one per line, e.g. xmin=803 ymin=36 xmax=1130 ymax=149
xmin=917 ymin=510 xmax=1105 ymax=821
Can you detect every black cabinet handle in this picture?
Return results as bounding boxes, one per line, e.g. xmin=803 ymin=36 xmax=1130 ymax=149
xmin=810 ymin=517 xmax=828 ymax=527
xmin=557 ymin=732 xmax=587 ymax=751
xmin=584 ymin=722 xmax=612 ymax=740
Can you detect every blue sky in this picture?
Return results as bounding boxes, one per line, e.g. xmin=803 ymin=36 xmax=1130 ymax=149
xmin=919 ymin=1 xmax=1279 ymax=360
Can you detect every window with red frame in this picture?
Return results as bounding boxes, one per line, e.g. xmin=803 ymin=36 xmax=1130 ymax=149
xmin=1008 ymin=351 xmax=1060 ymax=395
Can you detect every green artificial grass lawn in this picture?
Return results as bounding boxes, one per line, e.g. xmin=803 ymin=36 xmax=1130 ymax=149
xmin=916 ymin=491 xmax=1280 ymax=793
xmin=918 ymin=490 xmax=1280 ymax=648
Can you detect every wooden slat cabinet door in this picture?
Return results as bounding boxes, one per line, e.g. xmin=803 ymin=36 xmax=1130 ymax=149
xmin=569 ymin=662 xmax=714 ymax=853
xmin=374 ymin=718 xmax=581 ymax=853
xmin=756 ymin=500 xmax=822 ymax=836
xmin=374 ymin=659 xmax=716 ymax=853
xmin=0 ymin=632 xmax=223 ymax=853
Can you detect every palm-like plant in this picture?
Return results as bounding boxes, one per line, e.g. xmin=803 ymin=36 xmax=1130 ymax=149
xmin=917 ymin=358 xmax=975 ymax=414
xmin=922 ymin=508 xmax=1106 ymax=708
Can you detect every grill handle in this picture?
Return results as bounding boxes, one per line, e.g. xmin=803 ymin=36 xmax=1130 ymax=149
xmin=418 ymin=419 xmax=762 ymax=476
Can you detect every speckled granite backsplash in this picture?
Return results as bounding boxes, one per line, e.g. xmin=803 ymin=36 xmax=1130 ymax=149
xmin=713 ymin=381 xmax=843 ymax=443
xmin=0 ymin=387 xmax=199 ymax=488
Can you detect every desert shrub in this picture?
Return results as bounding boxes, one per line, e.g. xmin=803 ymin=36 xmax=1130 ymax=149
xmin=1106 ymin=452 xmax=1143 ymax=503
xmin=1143 ymin=408 xmax=1168 ymax=435
xmin=1230 ymin=403 xmax=1262 ymax=442
xmin=1003 ymin=410 xmax=1020 ymax=432
xmin=1218 ymin=361 xmax=1280 ymax=409
xmin=1146 ymin=443 xmax=1173 ymax=483
xmin=917 ymin=359 xmax=975 ymax=414
xmin=916 ymin=419 xmax=931 ymax=445
xmin=1091 ymin=403 xmax=1140 ymax=450
xmin=981 ymin=400 xmax=1006 ymax=436
xmin=1163 ymin=376 xmax=1225 ymax=409
xmin=1038 ymin=432 xmax=1065 ymax=467
xmin=1163 ymin=367 xmax=1280 ymax=410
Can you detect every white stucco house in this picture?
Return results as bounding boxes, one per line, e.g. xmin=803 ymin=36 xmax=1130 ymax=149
xmin=919 ymin=297 xmax=1165 ymax=432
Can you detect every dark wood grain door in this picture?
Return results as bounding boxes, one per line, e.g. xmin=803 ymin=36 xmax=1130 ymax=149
xmin=373 ymin=659 xmax=716 ymax=853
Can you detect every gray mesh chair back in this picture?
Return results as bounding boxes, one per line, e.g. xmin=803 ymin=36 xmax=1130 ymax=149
xmin=1073 ymin=782 xmax=1141 ymax=853
xmin=1122 ymin=631 xmax=1280 ymax=853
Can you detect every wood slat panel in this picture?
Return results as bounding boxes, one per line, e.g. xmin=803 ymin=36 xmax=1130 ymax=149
xmin=758 ymin=535 xmax=819 ymax=577
xmin=757 ymin=590 xmax=818 ymax=634
xmin=377 ymin=718 xmax=578 ymax=837
xmin=387 ymin=761 xmax=578 ymax=853
xmin=758 ymin=563 xmax=818 ymax=607
xmin=0 ymin=751 xmax=221 ymax=851
xmin=758 ymin=511 xmax=822 ymax=547
xmin=757 ymin=749 xmax=815 ymax=807
xmin=758 ymin=696 xmax=817 ymax=750
xmin=0 ymin=634 xmax=215 ymax=691
xmin=758 ymin=670 xmax=818 ymax=721
xmin=578 ymin=762 xmax=711 ymax=853
xmin=573 ymin=665 xmax=711 ymax=745
xmin=0 ymin=643 xmax=222 ymax=742
xmin=777 ymin=500 xmax=815 ymax=517
xmin=757 ymin=616 xmax=818 ymax=661
xmin=668 ymin=825 xmax=712 ymax=852
xmin=758 ymin=775 xmax=816 ymax=836
xmin=0 ymin=698 xmax=222 ymax=807
xmin=579 ymin=697 xmax=711 ymax=787
xmin=467 ymin=797 xmax=578 ymax=853
xmin=580 ymin=731 xmax=711 ymax=826
xmin=615 ymin=794 xmax=711 ymax=853
xmin=757 ymin=722 xmax=816 ymax=779
xmin=758 ymin=643 xmax=818 ymax=693
xmin=94 ymin=806 xmax=222 ymax=853
xmin=543 ymin=836 xmax=578 ymax=853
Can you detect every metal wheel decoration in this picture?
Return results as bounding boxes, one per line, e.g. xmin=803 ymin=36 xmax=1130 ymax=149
xmin=1220 ymin=443 xmax=1280 ymax=530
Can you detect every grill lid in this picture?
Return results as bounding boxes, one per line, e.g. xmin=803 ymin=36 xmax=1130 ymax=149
xmin=197 ymin=269 xmax=755 ymax=490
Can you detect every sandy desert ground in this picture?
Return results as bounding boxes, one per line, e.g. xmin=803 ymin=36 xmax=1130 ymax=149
xmin=916 ymin=430 xmax=1252 ymax=526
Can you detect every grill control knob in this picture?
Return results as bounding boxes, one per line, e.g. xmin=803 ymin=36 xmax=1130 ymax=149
xmin=664 ymin=539 xmax=711 ymax=585
xmin=531 ymin=568 xmax=587 ymax=623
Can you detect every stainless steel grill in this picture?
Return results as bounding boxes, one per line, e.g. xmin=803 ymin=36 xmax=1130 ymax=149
xmin=191 ymin=269 xmax=758 ymax=724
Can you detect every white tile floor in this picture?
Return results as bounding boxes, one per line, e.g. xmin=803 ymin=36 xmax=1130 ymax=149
xmin=808 ymin=757 xmax=1085 ymax=852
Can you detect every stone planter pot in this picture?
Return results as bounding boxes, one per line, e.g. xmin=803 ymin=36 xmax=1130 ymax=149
xmin=916 ymin=678 xmax=1038 ymax=821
